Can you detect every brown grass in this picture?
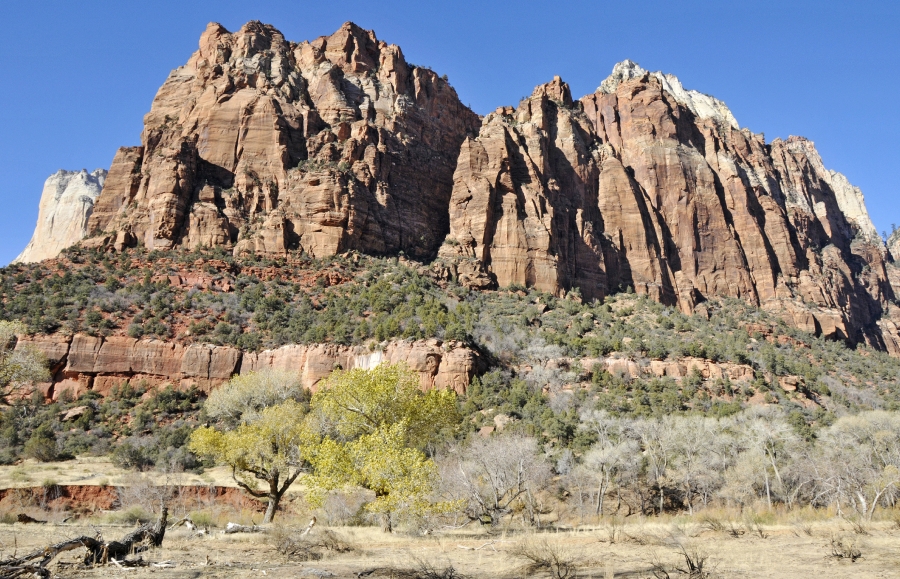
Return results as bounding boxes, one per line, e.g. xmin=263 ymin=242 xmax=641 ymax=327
xmin=0 ymin=515 xmax=897 ymax=578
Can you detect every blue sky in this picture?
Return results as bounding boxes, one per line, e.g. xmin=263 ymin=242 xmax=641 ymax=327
xmin=1 ymin=0 xmax=897 ymax=264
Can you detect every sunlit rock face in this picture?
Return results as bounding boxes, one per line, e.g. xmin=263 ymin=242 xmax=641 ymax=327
xmin=87 ymin=21 xmax=480 ymax=259
xmin=15 ymin=169 xmax=107 ymax=263
xmin=442 ymin=62 xmax=896 ymax=351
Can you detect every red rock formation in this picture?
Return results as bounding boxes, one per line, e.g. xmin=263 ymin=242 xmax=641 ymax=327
xmin=49 ymin=33 xmax=899 ymax=355
xmin=16 ymin=334 xmax=482 ymax=399
xmin=441 ymin=65 xmax=897 ymax=349
xmin=87 ymin=21 xmax=479 ymax=259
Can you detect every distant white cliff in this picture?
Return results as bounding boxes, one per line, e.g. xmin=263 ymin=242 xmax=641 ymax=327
xmin=15 ymin=169 xmax=107 ymax=263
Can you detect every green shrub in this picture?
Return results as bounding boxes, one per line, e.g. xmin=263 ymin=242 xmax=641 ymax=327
xmin=23 ymin=423 xmax=58 ymax=462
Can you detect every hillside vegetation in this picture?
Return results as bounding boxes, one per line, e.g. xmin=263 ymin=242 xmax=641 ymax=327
xmin=1 ymin=247 xmax=899 ymax=524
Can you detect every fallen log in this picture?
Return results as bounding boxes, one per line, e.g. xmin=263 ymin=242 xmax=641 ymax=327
xmin=224 ymin=522 xmax=263 ymax=534
xmin=0 ymin=508 xmax=167 ymax=578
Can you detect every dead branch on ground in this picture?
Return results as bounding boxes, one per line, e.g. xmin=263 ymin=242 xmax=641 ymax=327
xmin=0 ymin=508 xmax=167 ymax=578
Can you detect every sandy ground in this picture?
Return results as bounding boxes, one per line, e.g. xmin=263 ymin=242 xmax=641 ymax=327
xmin=0 ymin=519 xmax=898 ymax=578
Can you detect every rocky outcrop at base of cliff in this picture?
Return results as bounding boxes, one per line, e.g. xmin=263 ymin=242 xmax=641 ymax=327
xmin=440 ymin=65 xmax=897 ymax=350
xmin=15 ymin=333 xmax=483 ymax=400
xmin=15 ymin=169 xmax=107 ymax=263
xmin=85 ymin=21 xmax=479 ymax=259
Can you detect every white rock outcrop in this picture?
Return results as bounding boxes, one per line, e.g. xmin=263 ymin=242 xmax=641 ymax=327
xmin=15 ymin=169 xmax=107 ymax=263
xmin=826 ymin=169 xmax=881 ymax=243
xmin=598 ymin=59 xmax=740 ymax=129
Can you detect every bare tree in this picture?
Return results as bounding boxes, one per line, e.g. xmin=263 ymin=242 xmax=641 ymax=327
xmin=0 ymin=321 xmax=50 ymax=402
xmin=438 ymin=433 xmax=552 ymax=527
xmin=630 ymin=416 xmax=680 ymax=514
xmin=669 ymin=417 xmax=734 ymax=513
xmin=731 ymin=407 xmax=799 ymax=509
xmin=578 ymin=410 xmax=639 ymax=518
xmin=815 ymin=411 xmax=900 ymax=519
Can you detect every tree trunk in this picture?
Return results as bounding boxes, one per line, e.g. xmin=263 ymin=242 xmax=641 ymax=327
xmin=263 ymin=493 xmax=280 ymax=524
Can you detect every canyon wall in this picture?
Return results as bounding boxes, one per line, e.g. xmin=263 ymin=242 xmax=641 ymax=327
xmin=439 ymin=62 xmax=899 ymax=351
xmin=85 ymin=21 xmax=479 ymax=259
xmin=15 ymin=23 xmax=898 ymax=354
xmin=15 ymin=334 xmax=482 ymax=400
xmin=15 ymin=169 xmax=107 ymax=263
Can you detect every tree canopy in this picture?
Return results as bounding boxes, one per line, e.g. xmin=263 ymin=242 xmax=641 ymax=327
xmin=304 ymin=363 xmax=460 ymax=530
xmin=188 ymin=371 xmax=314 ymax=523
xmin=311 ymin=363 xmax=458 ymax=449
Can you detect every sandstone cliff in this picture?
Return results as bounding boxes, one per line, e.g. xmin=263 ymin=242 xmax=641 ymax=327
xmin=15 ymin=333 xmax=482 ymax=400
xmin=86 ymin=21 xmax=479 ymax=258
xmin=27 ymin=24 xmax=897 ymax=356
xmin=15 ymin=169 xmax=107 ymax=263
xmin=440 ymin=63 xmax=897 ymax=350
xmin=889 ymin=230 xmax=900 ymax=262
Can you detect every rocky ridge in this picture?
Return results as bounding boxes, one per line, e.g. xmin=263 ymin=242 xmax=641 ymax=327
xmin=440 ymin=64 xmax=899 ymax=352
xmin=16 ymin=333 xmax=482 ymax=400
xmin=85 ymin=21 xmax=479 ymax=259
xmin=18 ymin=22 xmax=899 ymax=357
xmin=15 ymin=169 xmax=107 ymax=263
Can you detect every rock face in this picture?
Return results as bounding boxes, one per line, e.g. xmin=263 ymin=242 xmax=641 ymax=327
xmin=15 ymin=169 xmax=107 ymax=263
xmin=242 ymin=339 xmax=482 ymax=394
xmin=26 ymin=33 xmax=897 ymax=355
xmin=889 ymin=230 xmax=900 ymax=262
xmin=15 ymin=334 xmax=482 ymax=400
xmin=86 ymin=21 xmax=479 ymax=259
xmin=441 ymin=63 xmax=897 ymax=349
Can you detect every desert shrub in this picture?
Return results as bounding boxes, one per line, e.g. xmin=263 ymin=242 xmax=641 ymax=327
xmin=23 ymin=423 xmax=58 ymax=462
xmin=511 ymin=536 xmax=582 ymax=579
xmin=829 ymin=534 xmax=862 ymax=562
xmin=273 ymin=527 xmax=353 ymax=561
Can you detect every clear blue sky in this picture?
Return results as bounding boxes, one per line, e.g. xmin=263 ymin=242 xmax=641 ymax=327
xmin=1 ymin=0 xmax=897 ymax=265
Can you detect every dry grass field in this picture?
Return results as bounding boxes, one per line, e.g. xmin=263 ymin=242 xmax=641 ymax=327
xmin=1 ymin=515 xmax=898 ymax=578
xmin=0 ymin=458 xmax=237 ymax=490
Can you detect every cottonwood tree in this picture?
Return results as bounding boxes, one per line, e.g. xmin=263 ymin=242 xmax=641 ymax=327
xmin=668 ymin=416 xmax=734 ymax=513
xmin=311 ymin=362 xmax=458 ymax=450
xmin=307 ymin=422 xmax=454 ymax=531
xmin=203 ymin=368 xmax=307 ymax=426
xmin=190 ymin=400 xmax=314 ymax=523
xmin=630 ymin=416 xmax=680 ymax=514
xmin=304 ymin=363 xmax=459 ymax=531
xmin=189 ymin=370 xmax=313 ymax=523
xmin=732 ymin=407 xmax=800 ymax=509
xmin=577 ymin=410 xmax=639 ymax=518
xmin=815 ymin=411 xmax=900 ymax=519
xmin=439 ymin=433 xmax=552 ymax=527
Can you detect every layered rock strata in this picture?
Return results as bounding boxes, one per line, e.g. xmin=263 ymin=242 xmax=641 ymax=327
xmin=15 ymin=169 xmax=107 ymax=263
xmin=15 ymin=334 xmax=482 ymax=400
xmin=86 ymin=21 xmax=479 ymax=259
xmin=20 ymin=23 xmax=898 ymax=356
xmin=441 ymin=64 xmax=898 ymax=350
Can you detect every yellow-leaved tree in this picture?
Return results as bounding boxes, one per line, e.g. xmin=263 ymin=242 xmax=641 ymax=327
xmin=305 ymin=363 xmax=459 ymax=531
xmin=188 ymin=370 xmax=315 ymax=523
